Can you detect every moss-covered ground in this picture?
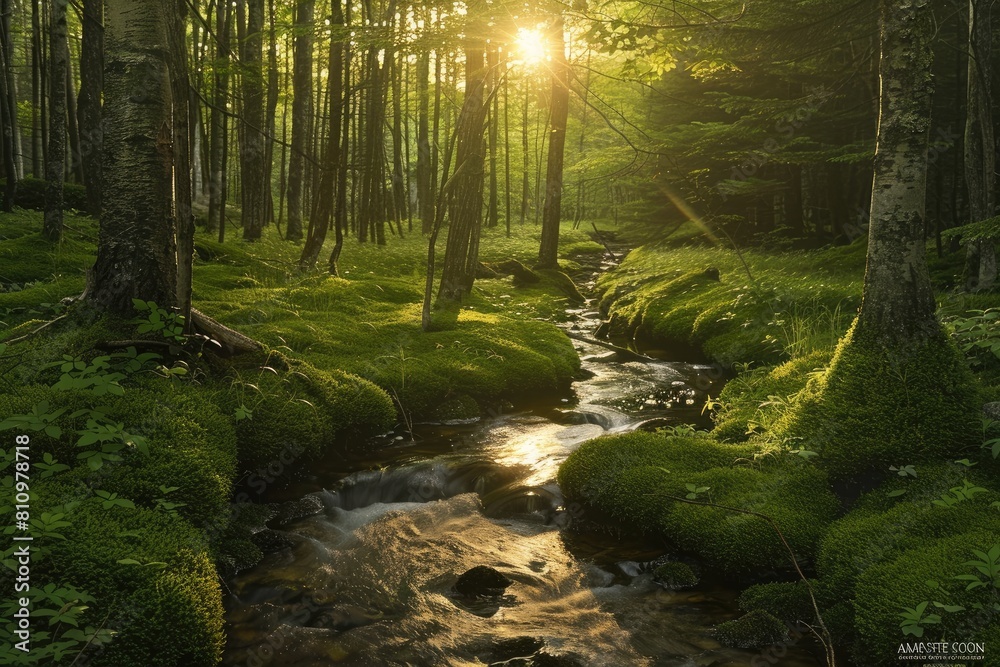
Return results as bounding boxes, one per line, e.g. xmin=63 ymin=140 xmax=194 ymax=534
xmin=0 ymin=209 xmax=604 ymax=666
xmin=560 ymin=223 xmax=1000 ymax=665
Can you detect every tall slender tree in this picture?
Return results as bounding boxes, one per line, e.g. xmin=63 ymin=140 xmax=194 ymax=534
xmin=963 ymin=0 xmax=995 ymax=290
xmin=42 ymin=0 xmax=68 ymax=243
xmin=437 ymin=4 xmax=491 ymax=302
xmin=286 ymin=0 xmax=314 ymax=242
xmin=78 ymin=0 xmax=103 ymax=216
xmin=537 ymin=16 xmax=570 ymax=269
xmin=239 ymin=0 xmax=268 ymax=241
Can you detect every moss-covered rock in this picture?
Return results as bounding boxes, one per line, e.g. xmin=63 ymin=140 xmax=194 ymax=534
xmin=738 ymin=581 xmax=816 ymax=624
xmin=777 ymin=320 xmax=981 ymax=479
xmin=558 ymin=432 xmax=840 ymax=574
xmin=652 ymin=561 xmax=699 ymax=589
xmin=715 ymin=609 xmax=788 ymax=649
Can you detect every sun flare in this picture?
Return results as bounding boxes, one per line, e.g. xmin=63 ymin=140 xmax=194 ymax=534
xmin=513 ymin=27 xmax=547 ymax=66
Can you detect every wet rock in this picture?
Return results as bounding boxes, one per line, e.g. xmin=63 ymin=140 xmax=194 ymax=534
xmin=552 ymin=409 xmax=610 ymax=429
xmin=581 ymin=351 xmax=619 ymax=363
xmin=455 ymin=565 xmax=513 ymax=598
xmin=271 ymin=494 xmax=325 ymax=526
xmin=250 ymin=528 xmax=295 ymax=554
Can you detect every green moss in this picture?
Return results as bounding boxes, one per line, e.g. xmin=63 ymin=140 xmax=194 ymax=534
xmin=220 ymin=354 xmax=395 ymax=469
xmin=0 ymin=230 xmax=93 ymax=286
xmin=816 ymin=465 xmax=1000 ymax=604
xmin=852 ymin=532 xmax=1000 ymax=667
xmin=738 ymin=581 xmax=816 ymax=624
xmin=0 ymin=177 xmax=89 ymax=212
xmin=712 ymin=350 xmax=832 ymax=442
xmin=777 ymin=320 xmax=981 ymax=479
xmin=652 ymin=561 xmax=699 ymax=589
xmin=429 ymin=393 xmax=481 ymax=421
xmin=535 ymin=269 xmax=586 ymax=303
xmin=0 ymin=383 xmax=237 ymax=530
xmin=595 ymin=243 xmax=862 ymax=365
xmin=558 ymin=432 xmax=840 ymax=574
xmin=43 ymin=497 xmax=224 ymax=667
xmin=715 ymin=609 xmax=788 ymax=649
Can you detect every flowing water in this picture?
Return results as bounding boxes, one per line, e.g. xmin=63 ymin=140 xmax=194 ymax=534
xmin=222 ymin=269 xmax=824 ymax=667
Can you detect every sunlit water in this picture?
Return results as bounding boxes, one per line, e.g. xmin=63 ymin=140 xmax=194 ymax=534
xmin=222 ymin=298 xmax=823 ymax=667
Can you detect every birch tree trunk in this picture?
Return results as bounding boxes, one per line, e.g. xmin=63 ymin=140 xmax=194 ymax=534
xmin=89 ymin=0 xmax=177 ymax=313
xmin=855 ymin=0 xmax=937 ymax=343
xmin=782 ymin=0 xmax=979 ymax=483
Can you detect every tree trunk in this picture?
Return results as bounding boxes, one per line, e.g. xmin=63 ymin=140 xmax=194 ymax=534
xmin=486 ymin=47 xmax=499 ymax=229
xmin=0 ymin=0 xmax=19 ymax=210
xmin=263 ymin=0 xmax=279 ymax=226
xmin=65 ymin=56 xmax=84 ymax=184
xmin=78 ymin=0 xmax=103 ymax=215
xmin=329 ymin=0 xmax=351 ymax=274
xmin=42 ymin=0 xmax=68 ymax=243
xmin=391 ymin=49 xmax=406 ymax=230
xmin=416 ymin=49 xmax=431 ymax=232
xmin=299 ymin=0 xmax=343 ymax=271
xmin=240 ymin=0 xmax=267 ymax=241
xmin=963 ymin=0 xmax=996 ymax=290
xmin=168 ymin=0 xmax=195 ymax=325
xmin=286 ymin=0 xmax=314 ymax=242
xmin=208 ymin=0 xmax=231 ymax=234
xmin=537 ymin=17 xmax=570 ymax=270
xmin=437 ymin=26 xmax=490 ymax=303
xmin=89 ymin=0 xmax=177 ymax=313
xmin=30 ymin=0 xmax=42 ymax=178
xmin=854 ymin=0 xmax=938 ymax=342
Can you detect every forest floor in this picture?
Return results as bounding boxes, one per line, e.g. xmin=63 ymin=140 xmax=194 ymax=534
xmin=0 ymin=208 xmax=617 ymax=665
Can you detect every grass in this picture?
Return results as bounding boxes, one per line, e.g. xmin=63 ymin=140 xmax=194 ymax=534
xmin=594 ymin=236 xmax=866 ymax=366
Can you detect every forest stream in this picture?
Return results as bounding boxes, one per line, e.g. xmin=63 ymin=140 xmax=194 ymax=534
xmin=220 ymin=256 xmax=825 ymax=667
